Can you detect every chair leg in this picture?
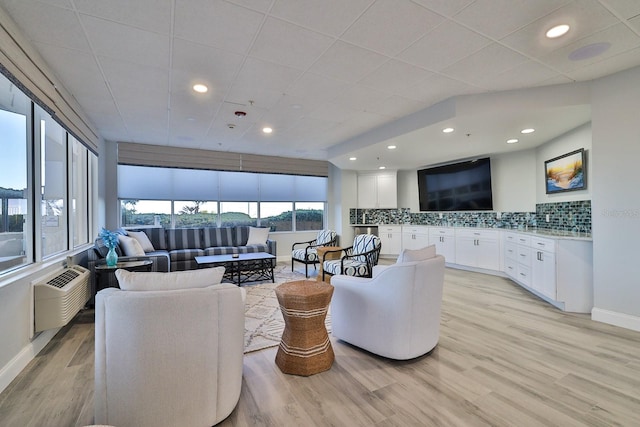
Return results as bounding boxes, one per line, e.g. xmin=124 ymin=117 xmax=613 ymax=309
xmin=292 ymin=258 xmax=294 ymax=272
xmin=305 ymin=262 xmax=309 ymax=278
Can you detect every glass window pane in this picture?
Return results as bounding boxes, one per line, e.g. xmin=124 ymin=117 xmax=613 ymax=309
xmin=0 ymin=76 xmax=30 ymax=272
xmin=121 ymin=200 xmax=171 ymax=228
xmin=295 ymin=202 xmax=325 ymax=231
xmin=71 ymin=137 xmax=89 ymax=247
xmin=220 ymin=202 xmax=257 ymax=227
xmin=260 ymin=202 xmax=292 ymax=232
xmin=174 ymin=201 xmax=218 ymax=228
xmin=39 ymin=109 xmax=68 ymax=257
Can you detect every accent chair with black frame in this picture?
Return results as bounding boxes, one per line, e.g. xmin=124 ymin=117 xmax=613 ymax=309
xmin=291 ymin=229 xmax=338 ymax=277
xmin=322 ymin=234 xmax=381 ymax=281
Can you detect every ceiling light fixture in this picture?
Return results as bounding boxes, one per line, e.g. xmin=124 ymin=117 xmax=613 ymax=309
xmin=192 ymin=84 xmax=208 ymax=93
xmin=349 ymin=157 xmax=357 ymax=161
xmin=235 ymin=111 xmax=247 ymax=118
xmin=546 ymin=24 xmax=570 ymax=39
xmin=521 ymin=128 xmax=535 ymax=134
xmin=387 ymin=145 xmax=396 ymax=150
xmin=442 ymin=127 xmax=454 ymax=133
xmin=262 ymin=127 xmax=273 ymax=134
xmin=379 ymin=166 xmax=386 ymax=170
xmin=507 ymin=138 xmax=519 ymax=144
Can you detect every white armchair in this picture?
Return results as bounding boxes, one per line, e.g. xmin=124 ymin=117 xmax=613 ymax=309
xmin=330 ymin=254 xmax=445 ymax=360
xmin=94 ymin=276 xmax=244 ymax=427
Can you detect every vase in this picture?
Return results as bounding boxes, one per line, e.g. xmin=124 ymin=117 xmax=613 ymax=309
xmin=105 ymin=247 xmax=118 ymax=267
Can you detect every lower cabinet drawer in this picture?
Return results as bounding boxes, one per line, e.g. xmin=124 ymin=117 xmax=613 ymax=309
xmin=504 ymin=258 xmax=517 ymax=279
xmin=517 ymin=264 xmax=531 ymax=287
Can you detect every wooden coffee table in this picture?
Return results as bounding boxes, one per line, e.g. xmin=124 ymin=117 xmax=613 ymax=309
xmin=195 ymin=252 xmax=275 ymax=286
xmin=275 ymin=280 xmax=334 ymax=376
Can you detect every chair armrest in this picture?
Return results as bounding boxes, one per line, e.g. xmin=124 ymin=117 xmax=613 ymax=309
xmin=291 ymin=238 xmax=316 ymax=250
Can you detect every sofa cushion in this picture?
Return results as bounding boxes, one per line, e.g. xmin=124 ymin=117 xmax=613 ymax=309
xmin=167 ymin=228 xmax=202 ymax=251
xmin=203 ymin=227 xmax=235 ymax=248
xmin=127 ymin=230 xmax=155 ymax=252
xmin=141 ymin=228 xmax=167 ymax=250
xmin=237 ymin=244 xmax=269 ymax=254
xmin=292 ymin=248 xmax=319 ymax=262
xmin=323 ymin=259 xmax=370 ymax=277
xmin=118 ymin=235 xmax=146 ymax=256
xmin=247 ymin=227 xmax=269 ymax=245
xmin=169 ymin=248 xmax=205 ymax=263
xmin=204 ymin=246 xmax=237 ymax=256
xmin=115 ymin=267 xmax=225 ymax=291
xmin=396 ymin=245 xmax=436 ymax=263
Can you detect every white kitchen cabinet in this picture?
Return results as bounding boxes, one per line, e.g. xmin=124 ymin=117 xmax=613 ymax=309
xmin=531 ymin=237 xmax=556 ymax=299
xmin=455 ymin=229 xmax=500 ymax=271
xmin=428 ymin=227 xmax=455 ymax=263
xmin=379 ymin=225 xmax=402 ymax=257
xmin=357 ymin=172 xmax=397 ymax=208
xmin=402 ymin=226 xmax=429 ymax=250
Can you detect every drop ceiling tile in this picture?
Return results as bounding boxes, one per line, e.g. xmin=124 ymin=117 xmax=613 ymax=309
xmin=341 ymin=0 xmax=443 ymax=56
xmin=231 ymin=57 xmax=303 ymax=93
xmin=411 ymin=0 xmax=475 ymax=17
xmin=359 ymin=60 xmax=434 ymax=94
xmin=74 ymin=0 xmax=172 ymax=34
xmin=599 ymin=0 xmax=640 ymax=20
xmin=284 ymin=72 xmax=350 ymax=108
xmin=567 ymin=45 xmax=640 ymax=81
xmin=172 ymin=38 xmax=244 ymax=90
xmin=500 ymin=0 xmax=621 ymax=60
xmin=271 ymin=0 xmax=371 ymax=36
xmin=1 ymin=0 xmax=90 ymax=51
xmin=330 ymin=84 xmax=390 ymax=111
xmin=398 ymin=21 xmax=491 ymax=71
xmin=540 ymin=23 xmax=640 ymax=73
xmin=309 ymin=41 xmax=389 ymax=83
xmin=249 ymin=17 xmax=335 ymax=69
xmin=82 ymin=15 xmax=170 ymax=69
xmin=365 ymin=95 xmax=428 ymax=118
xmin=100 ymin=57 xmax=169 ymax=110
xmin=480 ymin=60 xmax=563 ymax=91
xmin=453 ymin=0 xmax=570 ymax=39
xmin=169 ymin=79 xmax=224 ymax=117
xmin=629 ymin=14 xmax=640 ymax=33
xmin=395 ymin=74 xmax=483 ymax=104
xmin=226 ymin=0 xmax=273 ymax=13
xmin=174 ymin=0 xmax=264 ymax=53
xmin=225 ymin=87 xmax=285 ymax=110
xmin=441 ymin=43 xmax=529 ymax=88
xmin=308 ymin=102 xmax=360 ymax=123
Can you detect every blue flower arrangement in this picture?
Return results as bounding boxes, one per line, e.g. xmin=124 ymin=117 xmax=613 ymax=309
xmin=99 ymin=227 xmax=119 ymax=249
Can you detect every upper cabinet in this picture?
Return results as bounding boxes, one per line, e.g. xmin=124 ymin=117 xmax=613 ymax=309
xmin=357 ymin=171 xmax=397 ymax=208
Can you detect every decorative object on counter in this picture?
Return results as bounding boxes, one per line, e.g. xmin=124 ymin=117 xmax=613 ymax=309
xmin=544 ymin=148 xmax=586 ymax=194
xmin=99 ymin=228 xmax=120 ymax=267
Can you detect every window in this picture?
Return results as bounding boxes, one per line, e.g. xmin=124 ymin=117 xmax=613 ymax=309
xmin=71 ymin=136 xmax=89 ymax=247
xmin=121 ymin=200 xmax=171 ymax=228
xmin=38 ymin=107 xmax=68 ymax=258
xmin=0 ymin=76 xmax=30 ymax=273
xmin=295 ymin=202 xmax=325 ymax=231
xmin=175 ymin=201 xmax=217 ymax=228
xmin=220 ymin=202 xmax=257 ymax=227
xmin=260 ymin=202 xmax=293 ymax=231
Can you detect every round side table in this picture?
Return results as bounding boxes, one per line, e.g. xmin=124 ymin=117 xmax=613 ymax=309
xmin=275 ymin=280 xmax=334 ymax=376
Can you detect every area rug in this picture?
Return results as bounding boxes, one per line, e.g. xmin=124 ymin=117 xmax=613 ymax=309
xmin=243 ymin=263 xmax=332 ymax=353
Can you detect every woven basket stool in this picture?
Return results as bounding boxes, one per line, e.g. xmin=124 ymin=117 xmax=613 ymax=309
xmin=275 ymin=280 xmax=334 ymax=376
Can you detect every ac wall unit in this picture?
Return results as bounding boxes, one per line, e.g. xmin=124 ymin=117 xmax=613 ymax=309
xmin=33 ymin=265 xmax=90 ymax=333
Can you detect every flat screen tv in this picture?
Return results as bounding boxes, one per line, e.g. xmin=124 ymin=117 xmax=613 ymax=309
xmin=418 ymin=157 xmax=493 ymax=211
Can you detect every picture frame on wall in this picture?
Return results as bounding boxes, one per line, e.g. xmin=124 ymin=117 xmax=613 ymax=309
xmin=544 ymin=148 xmax=586 ymax=194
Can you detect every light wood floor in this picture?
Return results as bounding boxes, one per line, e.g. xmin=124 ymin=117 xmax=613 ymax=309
xmin=2 ymin=266 xmax=640 ymax=426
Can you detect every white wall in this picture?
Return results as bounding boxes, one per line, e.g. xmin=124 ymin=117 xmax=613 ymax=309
xmin=536 ymin=122 xmax=592 ymax=204
xmin=591 ymin=66 xmax=640 ymax=330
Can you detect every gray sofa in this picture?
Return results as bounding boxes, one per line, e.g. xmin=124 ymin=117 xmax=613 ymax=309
xmin=88 ymin=226 xmax=276 ymax=297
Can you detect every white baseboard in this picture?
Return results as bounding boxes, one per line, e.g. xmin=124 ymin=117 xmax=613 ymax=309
xmin=0 ymin=328 xmax=58 ymax=394
xmin=592 ymin=307 xmax=640 ymax=332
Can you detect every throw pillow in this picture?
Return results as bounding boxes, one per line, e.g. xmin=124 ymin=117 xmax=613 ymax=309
xmin=246 ymin=226 xmax=269 ymax=245
xmin=115 ymin=266 xmax=226 ymax=291
xmin=118 ymin=235 xmax=146 ymax=257
xmin=127 ymin=230 xmax=155 ymax=252
xmin=396 ymin=244 xmax=437 ymax=263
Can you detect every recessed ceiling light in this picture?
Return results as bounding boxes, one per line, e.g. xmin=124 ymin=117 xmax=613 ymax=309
xmin=262 ymin=127 xmax=273 ymax=134
xmin=349 ymin=157 xmax=357 ymax=161
xmin=521 ymin=128 xmax=535 ymax=134
xmin=379 ymin=166 xmax=386 ymax=170
xmin=442 ymin=127 xmax=454 ymax=133
xmin=192 ymin=84 xmax=208 ymax=93
xmin=546 ymin=24 xmax=570 ymax=39
xmin=568 ymin=42 xmax=611 ymax=61
xmin=507 ymin=138 xmax=519 ymax=144
xmin=387 ymin=145 xmax=396 ymax=150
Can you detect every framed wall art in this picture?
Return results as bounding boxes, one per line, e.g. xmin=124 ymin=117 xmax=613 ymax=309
xmin=544 ymin=148 xmax=586 ymax=194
